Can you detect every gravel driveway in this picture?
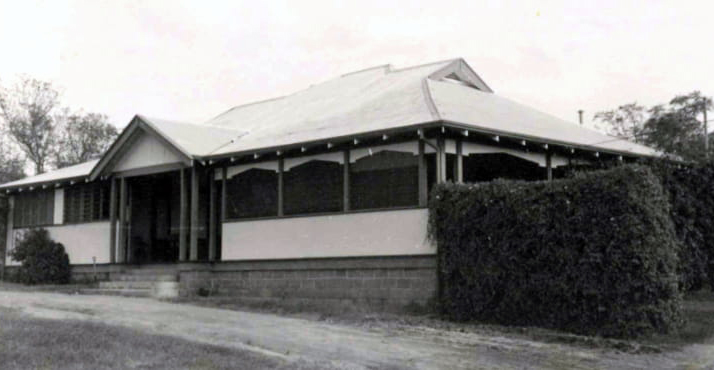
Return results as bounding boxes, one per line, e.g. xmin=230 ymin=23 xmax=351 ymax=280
xmin=1 ymin=291 xmax=713 ymax=369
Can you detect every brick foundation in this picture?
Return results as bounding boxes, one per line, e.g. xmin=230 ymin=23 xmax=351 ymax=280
xmin=3 ymin=255 xmax=437 ymax=311
xmin=179 ymin=255 xmax=437 ymax=311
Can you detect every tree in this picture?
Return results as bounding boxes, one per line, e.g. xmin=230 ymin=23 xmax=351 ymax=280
xmin=0 ymin=76 xmax=60 ymax=174
xmin=593 ymin=103 xmax=647 ymax=143
xmin=641 ymin=92 xmax=712 ymax=162
xmin=597 ymin=91 xmax=713 ymax=162
xmin=54 ymin=111 xmax=118 ymax=168
xmin=0 ymin=137 xmax=25 ymax=183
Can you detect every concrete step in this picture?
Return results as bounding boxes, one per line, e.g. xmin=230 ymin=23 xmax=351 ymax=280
xmin=126 ymin=268 xmax=180 ymax=275
xmin=99 ymin=281 xmax=155 ymax=289
xmin=79 ymin=288 xmax=153 ymax=298
xmin=111 ymin=274 xmax=178 ymax=282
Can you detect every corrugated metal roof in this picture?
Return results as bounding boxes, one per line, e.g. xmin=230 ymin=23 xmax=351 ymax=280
xmin=204 ymin=60 xmax=452 ymax=156
xmin=427 ymin=79 xmax=659 ymax=156
xmin=1 ymin=58 xmax=661 ymax=189
xmin=0 ymin=159 xmax=98 ymax=189
xmin=136 ymin=115 xmax=245 ymax=156
xmin=201 ymin=58 xmax=658 ymax=157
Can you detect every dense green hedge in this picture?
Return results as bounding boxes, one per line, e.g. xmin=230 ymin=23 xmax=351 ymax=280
xmin=649 ymin=161 xmax=714 ymax=291
xmin=429 ymin=165 xmax=683 ymax=338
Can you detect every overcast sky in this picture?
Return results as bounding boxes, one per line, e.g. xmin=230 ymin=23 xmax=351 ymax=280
xmin=0 ymin=0 xmax=712 ymax=132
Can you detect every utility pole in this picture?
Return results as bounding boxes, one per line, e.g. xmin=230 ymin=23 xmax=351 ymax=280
xmin=578 ymin=110 xmax=584 ymax=125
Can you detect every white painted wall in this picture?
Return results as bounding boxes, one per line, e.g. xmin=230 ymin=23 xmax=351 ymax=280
xmin=4 ymin=197 xmax=14 ymax=266
xmin=221 ymin=208 xmax=434 ymax=260
xmin=5 ymin=222 xmax=111 ymax=266
xmin=53 ymin=188 xmax=64 ymax=224
xmin=113 ymin=132 xmax=184 ymax=172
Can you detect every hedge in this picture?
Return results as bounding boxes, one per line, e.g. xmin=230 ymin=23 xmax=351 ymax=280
xmin=429 ymin=165 xmax=683 ymax=338
xmin=649 ymin=160 xmax=714 ymax=291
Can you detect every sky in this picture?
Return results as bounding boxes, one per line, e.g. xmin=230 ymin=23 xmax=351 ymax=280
xmin=0 ymin=0 xmax=712 ymax=132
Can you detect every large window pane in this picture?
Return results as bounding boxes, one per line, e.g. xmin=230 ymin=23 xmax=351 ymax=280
xmin=225 ymin=168 xmax=278 ymax=219
xmin=350 ymin=150 xmax=419 ymax=210
xmin=463 ymin=153 xmax=546 ymax=182
xmin=63 ymin=181 xmax=110 ymax=224
xmin=13 ymin=190 xmax=54 ymax=228
xmin=284 ymin=160 xmax=343 ymax=215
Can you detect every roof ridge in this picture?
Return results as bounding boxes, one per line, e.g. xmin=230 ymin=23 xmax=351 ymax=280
xmin=421 ymin=78 xmax=441 ymax=120
xmin=341 ymin=64 xmax=391 ymax=77
xmin=391 ymin=58 xmax=461 ymax=73
xmin=211 ymin=58 xmax=462 ymax=123
xmin=207 ymin=95 xmax=288 ymax=123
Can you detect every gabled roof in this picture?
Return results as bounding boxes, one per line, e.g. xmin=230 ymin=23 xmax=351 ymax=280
xmin=1 ymin=57 xmax=661 ymax=190
xmin=88 ymin=115 xmax=243 ymax=180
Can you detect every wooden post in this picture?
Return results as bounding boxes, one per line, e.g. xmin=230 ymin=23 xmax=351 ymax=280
xmin=2 ymin=197 xmax=14 ymax=280
xmin=179 ymin=168 xmax=188 ymax=262
xmin=546 ymin=152 xmax=553 ymax=181
xmin=118 ymin=177 xmax=127 ymax=263
xmin=277 ymin=159 xmax=284 ymax=217
xmin=190 ymin=165 xmax=199 ymax=261
xmin=208 ymin=168 xmax=217 ymax=261
xmin=437 ymin=136 xmax=446 ymax=183
xmin=343 ymin=150 xmax=350 ymax=212
xmin=221 ymin=166 xmax=227 ymax=221
xmin=418 ymin=140 xmax=428 ymax=207
xmin=109 ymin=178 xmax=117 ymax=263
xmin=455 ymin=139 xmax=463 ymax=183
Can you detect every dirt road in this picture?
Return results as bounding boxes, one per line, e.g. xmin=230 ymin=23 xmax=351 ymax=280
xmin=1 ymin=291 xmax=713 ymax=369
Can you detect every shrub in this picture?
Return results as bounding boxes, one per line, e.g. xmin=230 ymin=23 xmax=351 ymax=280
xmin=10 ymin=228 xmax=71 ymax=285
xmin=649 ymin=160 xmax=714 ymax=291
xmin=429 ymin=165 xmax=683 ymax=338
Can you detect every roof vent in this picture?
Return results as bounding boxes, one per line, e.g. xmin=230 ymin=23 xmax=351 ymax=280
xmin=441 ymin=73 xmax=480 ymax=90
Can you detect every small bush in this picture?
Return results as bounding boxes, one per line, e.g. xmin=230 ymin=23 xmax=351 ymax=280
xmin=10 ymin=228 xmax=71 ymax=285
xmin=429 ymin=165 xmax=683 ymax=338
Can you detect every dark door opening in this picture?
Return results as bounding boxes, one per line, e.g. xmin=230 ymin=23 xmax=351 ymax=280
xmin=126 ymin=169 xmax=216 ymax=264
xmin=128 ymin=172 xmax=180 ymax=263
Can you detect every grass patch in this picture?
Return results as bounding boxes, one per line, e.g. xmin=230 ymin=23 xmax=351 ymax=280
xmin=0 ymin=307 xmax=317 ymax=370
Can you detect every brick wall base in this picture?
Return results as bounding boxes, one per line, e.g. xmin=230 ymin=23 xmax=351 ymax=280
xmin=180 ymin=255 xmax=437 ymax=312
xmin=3 ymin=255 xmax=438 ymax=312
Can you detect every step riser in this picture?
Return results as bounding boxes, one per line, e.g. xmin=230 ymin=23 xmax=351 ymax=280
xmin=85 ymin=269 xmax=180 ymax=298
xmin=125 ymin=270 xmax=181 ymax=275
xmin=100 ymin=281 xmax=156 ymax=289
xmin=111 ymin=274 xmax=178 ymax=282
xmin=79 ymin=289 xmax=153 ymax=298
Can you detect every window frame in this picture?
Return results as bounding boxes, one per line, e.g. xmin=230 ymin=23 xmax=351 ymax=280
xmin=222 ymin=141 xmax=427 ymax=223
xmin=62 ymin=181 xmax=111 ymax=225
xmin=12 ymin=189 xmax=55 ymax=229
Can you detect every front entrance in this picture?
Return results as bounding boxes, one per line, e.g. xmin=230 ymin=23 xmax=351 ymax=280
xmin=124 ymin=170 xmax=215 ymax=264
xmin=127 ymin=172 xmax=179 ymax=263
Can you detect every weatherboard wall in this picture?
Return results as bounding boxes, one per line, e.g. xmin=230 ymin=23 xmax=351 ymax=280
xmin=221 ymin=208 xmax=434 ymax=260
xmin=6 ymin=222 xmax=111 ymax=266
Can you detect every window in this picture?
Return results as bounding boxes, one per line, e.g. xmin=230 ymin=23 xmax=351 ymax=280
xmin=225 ymin=168 xmax=278 ymax=219
xmin=64 ymin=181 xmax=110 ymax=223
xmin=350 ymin=150 xmax=419 ymax=210
xmin=463 ymin=153 xmax=546 ymax=182
xmin=13 ymin=190 xmax=54 ymax=228
xmin=284 ymin=160 xmax=343 ymax=215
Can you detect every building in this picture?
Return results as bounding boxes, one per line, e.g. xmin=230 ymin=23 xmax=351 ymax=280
xmin=0 ymin=59 xmax=658 ymax=306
